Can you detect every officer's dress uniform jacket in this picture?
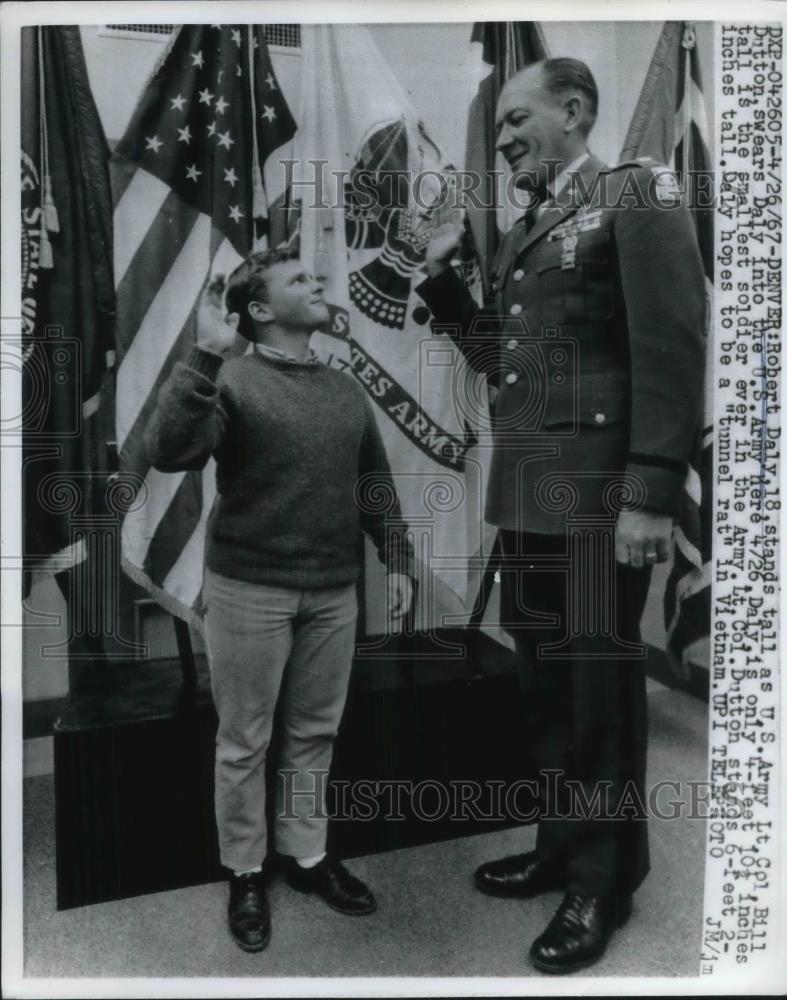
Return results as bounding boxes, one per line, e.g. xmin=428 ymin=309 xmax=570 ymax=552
xmin=417 ymin=154 xmax=706 ymax=532
xmin=416 ymin=154 xmax=706 ymax=898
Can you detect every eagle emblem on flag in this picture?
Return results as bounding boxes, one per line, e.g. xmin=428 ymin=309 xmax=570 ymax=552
xmin=344 ymin=118 xmax=442 ymax=330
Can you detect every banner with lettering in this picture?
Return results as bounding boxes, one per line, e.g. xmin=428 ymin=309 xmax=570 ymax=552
xmin=292 ymin=24 xmax=495 ymax=631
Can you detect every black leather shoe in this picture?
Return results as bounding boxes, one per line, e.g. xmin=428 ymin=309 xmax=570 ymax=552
xmin=474 ymin=851 xmax=563 ymax=898
xmin=529 ymin=891 xmax=632 ymax=974
xmin=284 ymin=857 xmax=377 ymax=915
xmin=228 ymin=872 xmax=271 ymax=952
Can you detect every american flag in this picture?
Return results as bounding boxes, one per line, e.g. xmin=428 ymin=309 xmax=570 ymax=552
xmin=111 ymin=25 xmax=295 ymax=623
xmin=621 ymin=21 xmax=713 ymax=679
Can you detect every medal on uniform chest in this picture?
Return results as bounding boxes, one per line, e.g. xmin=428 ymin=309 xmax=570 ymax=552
xmin=561 ymin=233 xmax=578 ymax=270
xmin=549 ymin=209 xmax=603 ymax=268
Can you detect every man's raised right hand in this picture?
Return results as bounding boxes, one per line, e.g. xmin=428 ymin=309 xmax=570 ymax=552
xmin=423 ymin=222 xmax=464 ymax=279
xmin=196 ymin=276 xmax=241 ymax=357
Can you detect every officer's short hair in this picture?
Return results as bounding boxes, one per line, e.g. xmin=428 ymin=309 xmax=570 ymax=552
xmin=225 ymin=248 xmax=297 ymax=339
xmin=542 ymin=58 xmax=599 ymax=136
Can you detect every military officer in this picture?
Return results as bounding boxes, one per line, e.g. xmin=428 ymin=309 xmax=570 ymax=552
xmin=417 ymin=57 xmax=705 ymax=973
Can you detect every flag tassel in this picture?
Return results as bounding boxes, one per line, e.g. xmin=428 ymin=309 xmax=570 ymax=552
xmin=248 ymin=28 xmax=268 ymax=226
xmin=43 ymin=173 xmax=60 ymax=233
xmin=39 ymin=225 xmax=54 ymax=269
xmin=252 ymin=162 xmax=268 ymax=221
xmin=37 ymin=29 xmax=57 ymax=267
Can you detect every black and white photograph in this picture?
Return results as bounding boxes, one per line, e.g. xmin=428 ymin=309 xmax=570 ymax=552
xmin=1 ymin=1 xmax=784 ymax=996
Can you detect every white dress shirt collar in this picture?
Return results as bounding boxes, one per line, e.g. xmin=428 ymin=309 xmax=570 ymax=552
xmin=255 ymin=342 xmax=319 ymax=366
xmin=548 ymin=151 xmax=591 ymax=201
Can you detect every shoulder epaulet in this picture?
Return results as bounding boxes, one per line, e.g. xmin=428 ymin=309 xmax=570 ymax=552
xmin=611 ymin=156 xmax=657 ymax=171
xmin=611 ymin=157 xmax=682 ymax=204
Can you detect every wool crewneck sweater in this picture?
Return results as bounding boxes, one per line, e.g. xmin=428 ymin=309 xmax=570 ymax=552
xmin=145 ymin=347 xmax=413 ymax=589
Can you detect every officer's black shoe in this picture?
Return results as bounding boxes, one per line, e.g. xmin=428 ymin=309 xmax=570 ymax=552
xmin=474 ymin=851 xmax=563 ymax=898
xmin=529 ymin=891 xmax=632 ymax=974
xmin=284 ymin=857 xmax=377 ymax=915
xmin=228 ymin=871 xmax=271 ymax=953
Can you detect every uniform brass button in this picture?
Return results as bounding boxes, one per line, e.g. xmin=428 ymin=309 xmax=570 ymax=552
xmin=513 ymin=269 xmax=524 ymax=281
xmin=505 ymin=372 xmax=518 ymax=385
xmin=510 ymin=303 xmax=522 ymax=316
xmin=594 ymin=412 xmax=606 ymax=425
xmin=506 ymin=338 xmax=518 ymax=350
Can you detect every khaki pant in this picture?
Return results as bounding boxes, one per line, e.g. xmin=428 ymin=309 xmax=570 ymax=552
xmin=204 ymin=569 xmax=357 ymax=873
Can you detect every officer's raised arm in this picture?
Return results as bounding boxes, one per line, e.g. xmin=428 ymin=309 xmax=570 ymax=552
xmin=417 ymin=217 xmax=504 ymax=376
xmin=423 ymin=221 xmax=464 ymax=278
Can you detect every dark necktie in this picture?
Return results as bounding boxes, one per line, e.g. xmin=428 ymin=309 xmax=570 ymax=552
xmin=523 ymin=184 xmax=549 ymax=233
xmin=523 ymin=203 xmax=539 ymax=234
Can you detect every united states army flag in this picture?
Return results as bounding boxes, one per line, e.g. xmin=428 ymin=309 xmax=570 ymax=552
xmin=292 ymin=24 xmax=495 ymax=633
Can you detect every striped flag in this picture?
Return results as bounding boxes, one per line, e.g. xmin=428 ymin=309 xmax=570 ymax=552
xmin=620 ymin=21 xmax=713 ymax=679
xmin=111 ymin=25 xmax=295 ymax=624
xmin=465 ymin=22 xmax=547 ymax=290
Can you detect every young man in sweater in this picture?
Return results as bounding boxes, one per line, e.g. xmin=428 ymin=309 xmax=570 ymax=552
xmin=145 ymin=249 xmax=414 ymax=953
